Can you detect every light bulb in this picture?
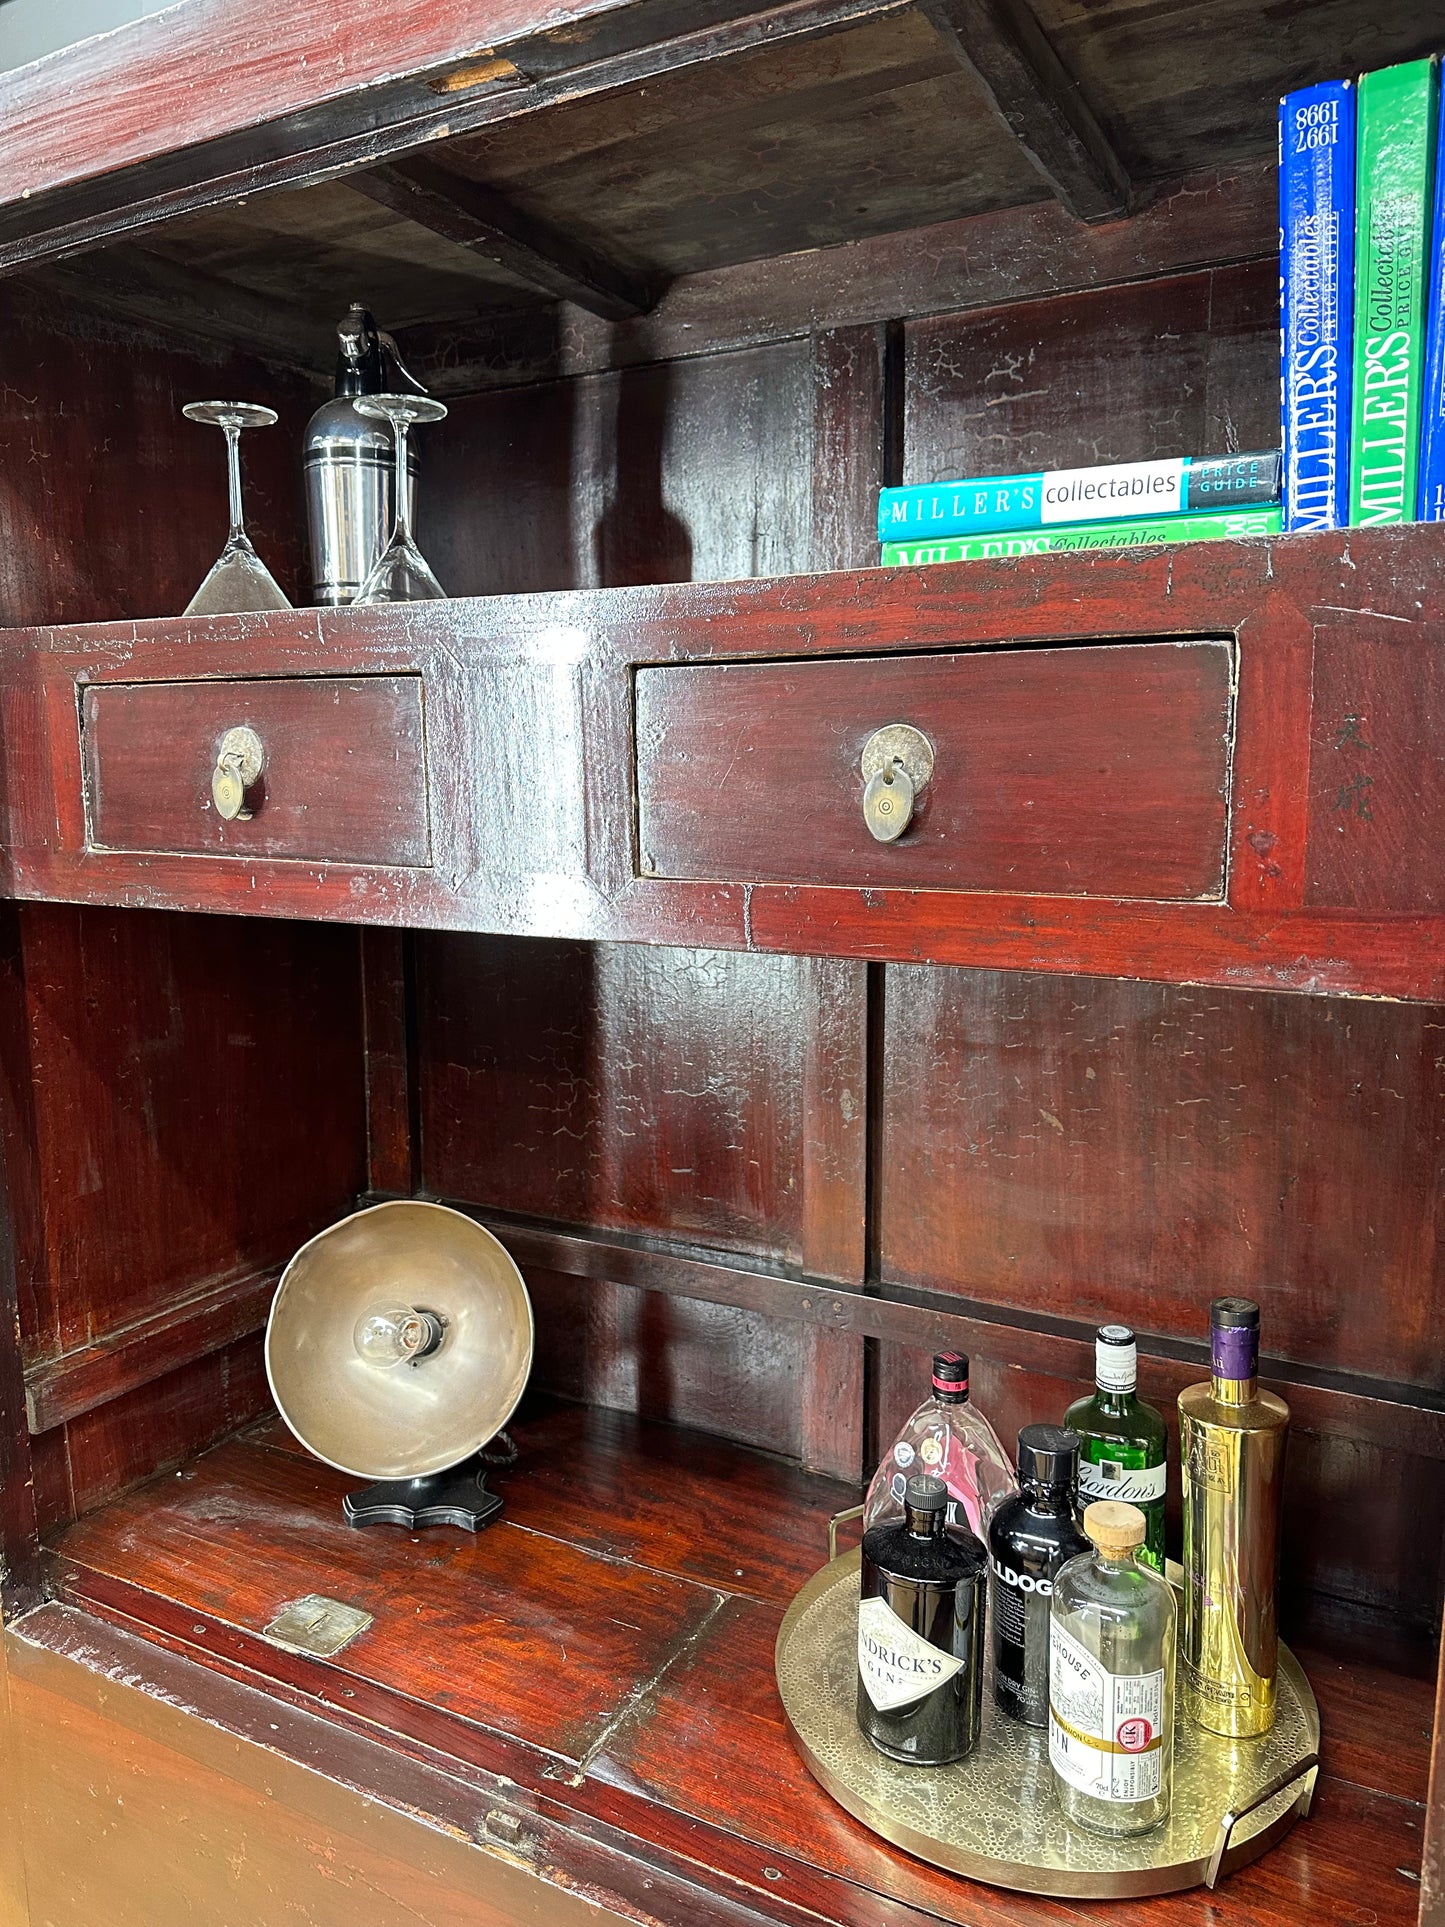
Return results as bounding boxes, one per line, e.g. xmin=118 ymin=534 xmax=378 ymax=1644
xmin=353 ymin=1304 xmax=443 ymax=1369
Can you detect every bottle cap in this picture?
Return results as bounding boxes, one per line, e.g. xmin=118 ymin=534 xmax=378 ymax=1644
xmin=1016 ymin=1423 xmax=1081 ymax=1489
xmin=1083 ymin=1500 xmax=1146 ymax=1552
xmin=932 ymin=1356 xmax=967 ymax=1402
xmin=931 ymin=1352 xmax=969 ymax=1396
xmin=904 ymin=1474 xmax=949 ymax=1512
xmin=1095 ymin=1323 xmax=1137 ymax=1392
xmin=1210 ymin=1297 xmax=1260 ymax=1380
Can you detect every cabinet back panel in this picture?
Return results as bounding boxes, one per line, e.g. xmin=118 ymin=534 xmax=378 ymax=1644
xmin=415 ymin=934 xmax=811 ymax=1449
xmin=425 ymin=341 xmax=813 ymax=597
xmin=417 ymin=934 xmax=808 ymax=1265
xmin=12 ymin=905 xmax=366 ymax=1363
xmin=878 ymin=967 xmax=1445 ymax=1392
xmin=904 ymin=260 xmax=1277 ymax=484
xmin=0 ymin=284 xmax=313 ymax=629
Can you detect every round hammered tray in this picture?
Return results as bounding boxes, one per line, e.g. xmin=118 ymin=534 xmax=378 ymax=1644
xmin=775 ymin=1549 xmax=1320 ymax=1899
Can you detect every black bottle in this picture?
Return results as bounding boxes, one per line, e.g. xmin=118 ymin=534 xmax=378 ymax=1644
xmin=857 ymin=1473 xmax=986 ymax=1765
xmin=988 ymin=1424 xmax=1089 ymax=1727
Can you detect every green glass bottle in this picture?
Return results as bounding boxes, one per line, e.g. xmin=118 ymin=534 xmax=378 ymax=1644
xmin=1063 ymin=1326 xmax=1168 ymax=1572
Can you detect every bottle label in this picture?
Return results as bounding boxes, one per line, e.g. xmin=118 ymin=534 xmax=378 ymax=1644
xmin=857 ymin=1596 xmax=963 ymax=1712
xmin=1095 ymin=1330 xmax=1137 ymax=1392
xmin=1077 ymin=1458 xmax=1167 ymax=1504
xmin=888 ymin=1428 xmax=985 ymax=1536
xmin=1049 ymin=1620 xmax=1164 ymax=1802
xmin=1185 ymin=1427 xmax=1236 ymax=1494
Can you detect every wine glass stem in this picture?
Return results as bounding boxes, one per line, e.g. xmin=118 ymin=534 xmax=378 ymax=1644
xmin=391 ymin=418 xmax=412 ymax=545
xmin=224 ymin=423 xmax=246 ymax=544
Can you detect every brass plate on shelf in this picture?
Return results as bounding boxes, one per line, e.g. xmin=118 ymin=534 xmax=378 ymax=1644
xmin=775 ymin=1549 xmax=1319 ymax=1900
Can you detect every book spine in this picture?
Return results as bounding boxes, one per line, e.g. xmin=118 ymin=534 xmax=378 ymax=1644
xmin=878 ymin=455 xmax=1278 ymax=541
xmin=1419 ymin=90 xmax=1445 ymax=516
xmin=1280 ymin=79 xmax=1356 ymax=530
xmin=1350 ymin=58 xmax=1439 ymax=526
xmin=880 ymin=507 xmax=1281 ymax=565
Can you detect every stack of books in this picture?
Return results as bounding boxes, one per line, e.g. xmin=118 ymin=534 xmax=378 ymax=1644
xmin=1281 ymin=56 xmax=1443 ymax=528
xmin=878 ymin=454 xmax=1281 ymax=566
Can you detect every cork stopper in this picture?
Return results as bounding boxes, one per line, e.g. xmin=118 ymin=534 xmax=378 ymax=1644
xmin=1083 ymin=1500 xmax=1147 ymax=1553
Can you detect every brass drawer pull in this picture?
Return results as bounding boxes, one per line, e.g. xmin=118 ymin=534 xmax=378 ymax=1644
xmin=211 ymin=725 xmax=265 ymax=821
xmin=861 ymin=723 xmax=934 ymax=843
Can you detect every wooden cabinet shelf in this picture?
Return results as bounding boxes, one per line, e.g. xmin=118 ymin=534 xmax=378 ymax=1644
xmin=14 ymin=1397 xmax=1429 ymax=1927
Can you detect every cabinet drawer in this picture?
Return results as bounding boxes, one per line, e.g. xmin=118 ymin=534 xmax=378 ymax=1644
xmin=82 ymin=675 xmax=430 ymax=866
xmin=636 ymin=640 xmax=1233 ymax=901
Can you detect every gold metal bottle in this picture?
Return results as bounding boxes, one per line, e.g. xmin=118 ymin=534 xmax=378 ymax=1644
xmin=1178 ymin=1298 xmax=1289 ymax=1738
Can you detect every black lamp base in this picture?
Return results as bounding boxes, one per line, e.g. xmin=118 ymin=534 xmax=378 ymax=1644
xmin=343 ymin=1457 xmax=503 ymax=1532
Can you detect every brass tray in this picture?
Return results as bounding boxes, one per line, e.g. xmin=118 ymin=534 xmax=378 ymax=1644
xmin=775 ymin=1547 xmax=1319 ymax=1899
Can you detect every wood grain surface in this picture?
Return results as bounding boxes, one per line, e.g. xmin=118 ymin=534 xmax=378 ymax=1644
xmin=48 ymin=1399 xmax=1434 ymax=1927
xmin=636 ymin=640 xmax=1234 ymax=899
xmin=83 ymin=675 xmax=431 ymax=866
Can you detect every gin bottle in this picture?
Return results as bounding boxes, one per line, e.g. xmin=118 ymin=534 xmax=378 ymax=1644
xmin=864 ymin=1352 xmax=1015 ymax=1539
xmin=988 ymin=1425 xmax=1089 ymax=1727
xmin=1064 ymin=1325 xmax=1168 ymax=1571
xmin=857 ymin=1474 xmax=986 ymax=1765
xmin=1049 ymin=1501 xmax=1176 ymax=1837
xmin=1179 ymin=1297 xmax=1289 ymax=1737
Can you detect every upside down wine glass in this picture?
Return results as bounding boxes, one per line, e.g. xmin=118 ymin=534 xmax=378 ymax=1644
xmin=353 ymin=394 xmax=449 ymax=602
xmin=181 ymin=402 xmax=293 ymax=616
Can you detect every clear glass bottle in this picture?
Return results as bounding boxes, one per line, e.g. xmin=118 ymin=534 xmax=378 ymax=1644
xmin=1179 ymin=1297 xmax=1289 ymax=1737
xmin=857 ymin=1474 xmax=986 ymax=1765
xmin=1064 ymin=1325 xmax=1169 ymax=1571
xmin=864 ymin=1351 xmax=1015 ymax=1539
xmin=1049 ymin=1501 xmax=1176 ymax=1837
xmin=989 ymin=1424 xmax=1089 ymax=1727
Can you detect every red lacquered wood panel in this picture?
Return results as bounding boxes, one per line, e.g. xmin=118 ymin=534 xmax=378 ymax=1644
xmin=1306 ymin=611 xmax=1445 ymax=913
xmin=636 ymin=641 xmax=1234 ymax=900
xmin=876 ymin=967 xmax=1445 ymax=1393
xmin=54 ymin=1431 xmax=719 ymax=1766
xmin=416 ymin=934 xmax=809 ymax=1265
xmin=11 ymin=905 xmax=366 ymax=1366
xmin=82 ymin=675 xmax=430 ymax=866
xmin=50 ymin=1403 xmax=1433 ymax=1927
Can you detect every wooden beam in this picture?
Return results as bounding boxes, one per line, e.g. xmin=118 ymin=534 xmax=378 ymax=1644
xmin=397 ymin=160 xmax=1272 ymax=395
xmin=919 ymin=0 xmax=1129 ymax=222
xmin=24 ymin=1266 xmax=278 ymax=1435
xmin=440 ymin=1204 xmax=1445 ymax=1464
xmin=353 ymin=158 xmax=656 ymax=322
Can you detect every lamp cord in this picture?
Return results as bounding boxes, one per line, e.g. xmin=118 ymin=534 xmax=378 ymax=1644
xmin=479 ymin=1429 xmax=519 ymax=1468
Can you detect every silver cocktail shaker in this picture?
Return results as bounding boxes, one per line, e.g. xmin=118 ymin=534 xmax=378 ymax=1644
xmin=304 ymin=304 xmax=422 ymax=605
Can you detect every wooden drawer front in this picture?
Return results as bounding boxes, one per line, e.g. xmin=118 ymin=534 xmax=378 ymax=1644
xmin=636 ymin=640 xmax=1233 ymax=901
xmin=82 ymin=675 xmax=430 ymax=866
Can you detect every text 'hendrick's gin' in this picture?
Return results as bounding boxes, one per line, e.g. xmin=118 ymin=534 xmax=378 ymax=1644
xmin=856 ymin=1474 xmax=985 ymax=1765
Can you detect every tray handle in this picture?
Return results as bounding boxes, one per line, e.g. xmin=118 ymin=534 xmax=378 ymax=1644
xmin=828 ymin=1504 xmax=865 ymax=1562
xmin=1204 ymin=1752 xmax=1320 ymax=1889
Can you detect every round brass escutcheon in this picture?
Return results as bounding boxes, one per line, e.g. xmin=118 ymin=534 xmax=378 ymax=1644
xmin=212 ymin=725 xmax=265 ymax=822
xmin=860 ymin=723 xmax=934 ymax=791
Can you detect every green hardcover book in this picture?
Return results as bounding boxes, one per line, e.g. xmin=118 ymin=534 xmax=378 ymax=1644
xmin=880 ymin=507 xmax=1281 ymax=565
xmin=1349 ymin=58 xmax=1439 ymax=526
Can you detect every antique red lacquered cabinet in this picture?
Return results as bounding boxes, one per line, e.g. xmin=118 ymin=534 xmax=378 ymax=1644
xmin=0 ymin=3 xmax=1441 ymax=1925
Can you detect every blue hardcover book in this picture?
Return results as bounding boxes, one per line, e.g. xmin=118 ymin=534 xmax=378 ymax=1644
xmin=1419 ymin=89 xmax=1445 ymax=517
xmin=1280 ymin=78 xmax=1356 ymax=530
xmin=876 ymin=451 xmax=1281 ymax=542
